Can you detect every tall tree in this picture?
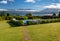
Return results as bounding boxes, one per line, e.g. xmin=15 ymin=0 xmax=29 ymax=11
xmin=26 ymin=13 xmax=33 ymax=19
xmin=6 ymin=13 xmax=13 ymax=20
xmin=52 ymin=13 xmax=56 ymax=16
xmin=7 ymin=13 xmax=12 ymax=17
xmin=1 ymin=11 xmax=5 ymax=17
xmin=26 ymin=13 xmax=32 ymax=17
xmin=58 ymin=12 xmax=60 ymax=17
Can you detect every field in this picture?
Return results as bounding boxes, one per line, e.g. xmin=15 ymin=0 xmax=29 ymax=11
xmin=0 ymin=21 xmax=23 ymax=41
xmin=0 ymin=21 xmax=60 ymax=41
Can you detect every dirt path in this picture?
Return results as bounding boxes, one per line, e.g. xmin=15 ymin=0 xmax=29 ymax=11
xmin=22 ymin=26 xmax=31 ymax=41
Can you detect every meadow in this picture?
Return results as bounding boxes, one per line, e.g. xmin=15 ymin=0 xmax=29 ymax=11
xmin=0 ymin=21 xmax=60 ymax=41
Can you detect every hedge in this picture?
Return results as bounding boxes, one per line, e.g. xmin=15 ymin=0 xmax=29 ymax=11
xmin=8 ymin=18 xmax=60 ymax=26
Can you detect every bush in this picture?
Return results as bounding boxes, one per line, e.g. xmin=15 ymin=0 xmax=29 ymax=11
xmin=5 ymin=16 xmax=13 ymax=20
xmin=8 ymin=18 xmax=60 ymax=26
xmin=8 ymin=20 xmax=24 ymax=26
xmin=19 ymin=20 xmax=24 ymax=26
xmin=27 ymin=21 xmax=33 ymax=25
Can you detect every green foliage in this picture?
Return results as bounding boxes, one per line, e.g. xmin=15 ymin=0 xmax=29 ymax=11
xmin=52 ymin=13 xmax=56 ymax=16
xmin=1 ymin=16 xmax=6 ymax=20
xmin=26 ymin=13 xmax=32 ymax=17
xmin=6 ymin=16 xmax=13 ymax=20
xmin=7 ymin=13 xmax=12 ymax=17
xmin=19 ymin=20 xmax=24 ymax=26
xmin=0 ymin=11 xmax=6 ymax=20
xmin=6 ymin=13 xmax=13 ymax=20
xmin=26 ymin=21 xmax=38 ymax=25
xmin=0 ymin=11 xmax=5 ymax=17
xmin=27 ymin=21 xmax=33 ymax=25
xmin=58 ymin=12 xmax=60 ymax=17
xmin=14 ymin=16 xmax=21 ymax=20
xmin=25 ymin=13 xmax=33 ymax=19
xmin=8 ymin=20 xmax=24 ymax=26
xmin=0 ymin=17 xmax=2 ymax=21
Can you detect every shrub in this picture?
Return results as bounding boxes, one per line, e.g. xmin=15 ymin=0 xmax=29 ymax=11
xmin=19 ymin=20 xmax=24 ymax=26
xmin=40 ymin=20 xmax=47 ymax=24
xmin=8 ymin=20 xmax=24 ymax=26
xmin=5 ymin=16 xmax=13 ymax=20
xmin=27 ymin=21 xmax=33 ymax=25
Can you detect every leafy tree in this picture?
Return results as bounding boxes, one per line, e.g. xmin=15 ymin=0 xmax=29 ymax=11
xmin=26 ymin=13 xmax=32 ymax=17
xmin=52 ymin=13 xmax=56 ymax=16
xmin=25 ymin=13 xmax=33 ymax=19
xmin=7 ymin=13 xmax=12 ymax=17
xmin=0 ymin=11 xmax=5 ymax=17
xmin=6 ymin=13 xmax=13 ymax=20
xmin=58 ymin=12 xmax=60 ymax=17
xmin=0 ymin=11 xmax=6 ymax=20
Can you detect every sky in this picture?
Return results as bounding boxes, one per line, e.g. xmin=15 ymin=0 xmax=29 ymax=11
xmin=0 ymin=0 xmax=59 ymax=10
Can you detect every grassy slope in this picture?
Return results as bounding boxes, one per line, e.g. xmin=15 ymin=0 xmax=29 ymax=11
xmin=26 ymin=23 xmax=60 ymax=41
xmin=0 ymin=21 xmax=60 ymax=41
xmin=0 ymin=21 xmax=23 ymax=41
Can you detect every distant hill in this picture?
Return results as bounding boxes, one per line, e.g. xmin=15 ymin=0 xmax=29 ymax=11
xmin=40 ymin=8 xmax=60 ymax=14
xmin=0 ymin=8 xmax=60 ymax=16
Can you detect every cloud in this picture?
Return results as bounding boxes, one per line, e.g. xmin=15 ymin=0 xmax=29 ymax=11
xmin=44 ymin=5 xmax=57 ymax=8
xmin=0 ymin=0 xmax=14 ymax=4
xmin=0 ymin=9 xmax=8 ymax=11
xmin=25 ymin=0 xmax=35 ymax=3
xmin=35 ymin=3 xmax=60 ymax=9
xmin=9 ymin=0 xmax=14 ymax=2
xmin=44 ymin=3 xmax=60 ymax=9
xmin=0 ymin=0 xmax=7 ymax=4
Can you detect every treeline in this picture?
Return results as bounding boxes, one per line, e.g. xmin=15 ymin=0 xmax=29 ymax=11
xmin=41 ymin=12 xmax=60 ymax=19
xmin=0 ymin=11 xmax=60 ymax=21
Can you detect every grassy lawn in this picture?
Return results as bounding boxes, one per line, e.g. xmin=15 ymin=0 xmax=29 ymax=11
xmin=0 ymin=21 xmax=60 ymax=41
xmin=26 ymin=23 xmax=60 ymax=41
xmin=0 ymin=21 xmax=23 ymax=41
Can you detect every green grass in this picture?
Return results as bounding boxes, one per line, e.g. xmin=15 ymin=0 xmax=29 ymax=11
xmin=0 ymin=21 xmax=23 ymax=41
xmin=0 ymin=21 xmax=60 ymax=41
xmin=26 ymin=23 xmax=60 ymax=41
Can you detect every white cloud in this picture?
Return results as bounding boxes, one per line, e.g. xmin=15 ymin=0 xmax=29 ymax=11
xmin=44 ymin=5 xmax=57 ymax=8
xmin=0 ymin=0 xmax=7 ymax=4
xmin=0 ymin=0 xmax=14 ymax=4
xmin=9 ymin=0 xmax=14 ymax=2
xmin=0 ymin=9 xmax=8 ymax=11
xmin=44 ymin=3 xmax=60 ymax=9
xmin=25 ymin=0 xmax=35 ymax=3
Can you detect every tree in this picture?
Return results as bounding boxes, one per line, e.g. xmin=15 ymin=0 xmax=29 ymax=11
xmin=0 ymin=11 xmax=6 ymax=20
xmin=58 ymin=12 xmax=60 ymax=17
xmin=26 ymin=13 xmax=32 ymax=17
xmin=52 ymin=13 xmax=56 ymax=16
xmin=6 ymin=13 xmax=13 ymax=20
xmin=25 ymin=13 xmax=33 ymax=19
xmin=0 ymin=11 xmax=5 ymax=17
xmin=7 ymin=13 xmax=12 ymax=17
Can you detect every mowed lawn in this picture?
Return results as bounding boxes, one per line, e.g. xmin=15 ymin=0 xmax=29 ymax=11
xmin=0 ymin=21 xmax=23 ymax=41
xmin=26 ymin=23 xmax=60 ymax=41
xmin=0 ymin=21 xmax=60 ymax=41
